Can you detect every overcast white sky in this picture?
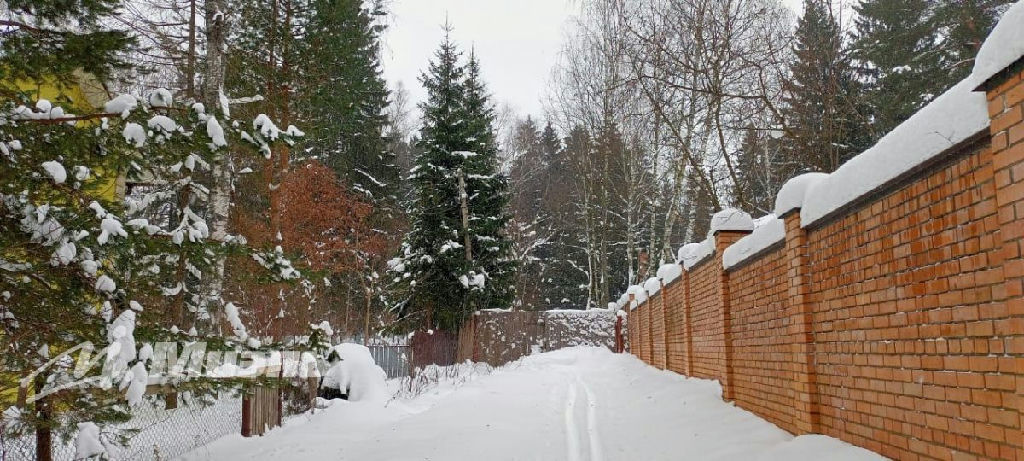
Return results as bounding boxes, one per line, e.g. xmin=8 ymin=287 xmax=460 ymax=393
xmin=381 ymin=0 xmax=804 ymax=121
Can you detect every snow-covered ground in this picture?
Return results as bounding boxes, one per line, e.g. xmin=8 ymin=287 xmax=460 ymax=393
xmin=180 ymin=347 xmax=885 ymax=461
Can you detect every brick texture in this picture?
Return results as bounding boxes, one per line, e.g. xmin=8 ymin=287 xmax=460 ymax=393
xmin=624 ymin=68 xmax=1024 ymax=460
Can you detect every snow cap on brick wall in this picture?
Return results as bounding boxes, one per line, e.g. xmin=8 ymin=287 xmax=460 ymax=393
xmin=643 ymin=277 xmax=662 ymax=296
xmin=626 ymin=284 xmax=646 ymax=308
xmin=656 ymin=263 xmax=683 ymax=284
xmin=800 ymin=77 xmax=989 ymax=227
xmin=707 ymin=208 xmax=754 ymax=236
xmin=616 ymin=293 xmax=630 ymax=309
xmin=972 ymin=1 xmax=1024 ymax=86
xmin=774 ymin=172 xmax=829 ymax=217
xmin=723 ymin=215 xmax=786 ymax=270
xmin=678 ymin=238 xmax=715 ymax=270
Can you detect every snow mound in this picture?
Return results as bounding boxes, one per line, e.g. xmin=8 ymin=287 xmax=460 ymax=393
xmin=148 ymin=88 xmax=173 ymax=108
xmin=972 ymin=1 xmax=1024 ymax=86
xmin=74 ymin=422 xmax=106 ymax=460
xmin=41 ymin=161 xmax=67 ymax=184
xmin=723 ymin=215 xmax=786 ymax=270
xmin=322 ymin=343 xmax=388 ymax=403
xmin=625 ymin=284 xmax=647 ymax=308
xmin=708 ymin=208 xmax=754 ymax=236
xmin=643 ymin=277 xmax=661 ymax=296
xmin=656 ymin=263 xmax=682 ymax=285
xmin=774 ymin=172 xmax=828 ymax=217
xmin=678 ymin=237 xmax=714 ymax=270
xmin=801 ymin=78 xmax=989 ymax=227
xmin=104 ymin=94 xmax=138 ymax=117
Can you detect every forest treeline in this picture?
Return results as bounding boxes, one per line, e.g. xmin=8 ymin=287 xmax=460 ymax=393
xmin=507 ymin=0 xmax=1012 ymax=311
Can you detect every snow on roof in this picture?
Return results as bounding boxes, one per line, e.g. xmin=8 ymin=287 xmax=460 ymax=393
xmin=656 ymin=263 xmax=683 ymax=285
xmin=972 ymin=1 xmax=1024 ymax=86
xmin=707 ymin=208 xmax=754 ymax=236
xmin=723 ymin=215 xmax=786 ymax=270
xmin=678 ymin=237 xmax=715 ymax=270
xmin=800 ymin=77 xmax=989 ymax=228
xmin=774 ymin=172 xmax=828 ymax=217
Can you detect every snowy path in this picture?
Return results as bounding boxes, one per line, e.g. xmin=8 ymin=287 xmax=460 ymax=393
xmin=180 ymin=348 xmax=885 ymax=461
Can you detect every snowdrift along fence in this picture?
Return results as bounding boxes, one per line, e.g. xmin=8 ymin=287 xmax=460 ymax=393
xmin=625 ymin=27 xmax=1024 ymax=461
xmin=458 ymin=309 xmax=620 ymax=367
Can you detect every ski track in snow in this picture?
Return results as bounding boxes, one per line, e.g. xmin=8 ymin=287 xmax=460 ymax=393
xmin=562 ymin=370 xmax=604 ymax=461
xmin=181 ymin=347 xmax=888 ymax=461
xmin=578 ymin=375 xmax=604 ymax=461
xmin=563 ymin=379 xmax=581 ymax=461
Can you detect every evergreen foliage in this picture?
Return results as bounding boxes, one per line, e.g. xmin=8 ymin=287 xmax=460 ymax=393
xmin=851 ymin=0 xmax=948 ymax=140
xmin=0 ymin=0 xmax=134 ymax=84
xmin=391 ymin=32 xmax=516 ymax=331
xmin=782 ymin=0 xmax=869 ymax=172
xmin=0 ymin=0 xmax=304 ymax=442
xmin=301 ymin=0 xmax=397 ymax=211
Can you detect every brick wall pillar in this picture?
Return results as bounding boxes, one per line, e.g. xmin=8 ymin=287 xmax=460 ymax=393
xmin=782 ymin=212 xmax=820 ymax=435
xmin=645 ymin=293 xmax=653 ymax=363
xmin=661 ymin=280 xmax=669 ymax=369
xmin=714 ymin=229 xmax=751 ymax=401
xmin=983 ymin=59 xmax=1024 ymax=459
xmin=628 ymin=293 xmax=636 ymax=357
xmin=683 ymin=270 xmax=693 ymax=376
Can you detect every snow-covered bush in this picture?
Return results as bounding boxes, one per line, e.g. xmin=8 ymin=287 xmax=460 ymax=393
xmin=321 ymin=344 xmax=388 ymax=402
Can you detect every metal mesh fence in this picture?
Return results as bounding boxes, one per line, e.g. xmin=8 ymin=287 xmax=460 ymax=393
xmin=1 ymin=392 xmax=241 ymax=461
xmin=367 ymin=345 xmax=411 ymax=379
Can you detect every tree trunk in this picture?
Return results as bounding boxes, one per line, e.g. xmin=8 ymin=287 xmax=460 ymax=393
xmin=203 ymin=0 xmax=231 ymax=333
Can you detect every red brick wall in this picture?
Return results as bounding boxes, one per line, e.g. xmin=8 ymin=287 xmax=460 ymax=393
xmin=687 ymin=257 xmax=726 ymax=383
xmin=978 ymin=66 xmax=1024 ymax=460
xmin=806 ymin=140 xmax=1009 ymax=459
xmin=623 ymin=66 xmax=1024 ymax=460
xmin=664 ymin=277 xmax=690 ymax=374
xmin=727 ymin=246 xmax=796 ymax=434
xmin=651 ymin=286 xmax=667 ymax=369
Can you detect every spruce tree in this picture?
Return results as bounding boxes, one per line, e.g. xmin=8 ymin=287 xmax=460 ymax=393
xmin=934 ymin=0 xmax=1014 ymax=82
xmin=735 ymin=127 xmax=779 ymax=213
xmin=391 ymin=32 xmax=515 ymax=331
xmin=301 ymin=0 xmax=397 ymax=211
xmin=851 ymin=0 xmax=946 ymax=140
xmin=783 ymin=0 xmax=869 ymax=172
xmin=461 ymin=53 xmax=516 ymax=311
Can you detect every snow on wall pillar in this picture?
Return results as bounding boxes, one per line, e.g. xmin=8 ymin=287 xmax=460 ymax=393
xmin=714 ymin=228 xmax=751 ymax=402
xmin=979 ymin=44 xmax=1024 ymax=460
xmin=781 ymin=211 xmax=820 ymax=435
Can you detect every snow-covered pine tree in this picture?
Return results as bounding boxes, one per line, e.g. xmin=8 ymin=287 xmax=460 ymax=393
xmin=391 ymin=31 xmax=515 ymax=332
xmin=454 ymin=51 xmax=516 ymax=315
xmin=302 ymin=0 xmax=397 ymax=212
xmin=782 ymin=0 xmax=870 ymax=172
xmin=0 ymin=0 xmax=302 ymax=449
xmin=851 ymin=0 xmax=947 ymax=141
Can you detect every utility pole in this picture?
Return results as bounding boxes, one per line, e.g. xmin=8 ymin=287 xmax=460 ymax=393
xmin=457 ymin=168 xmax=473 ymax=262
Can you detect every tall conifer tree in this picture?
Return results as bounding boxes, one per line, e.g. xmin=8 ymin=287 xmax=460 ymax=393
xmin=851 ymin=0 xmax=946 ymax=140
xmin=782 ymin=0 xmax=868 ymax=172
xmin=391 ymin=31 xmax=515 ymax=331
xmin=302 ymin=0 xmax=397 ymax=211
